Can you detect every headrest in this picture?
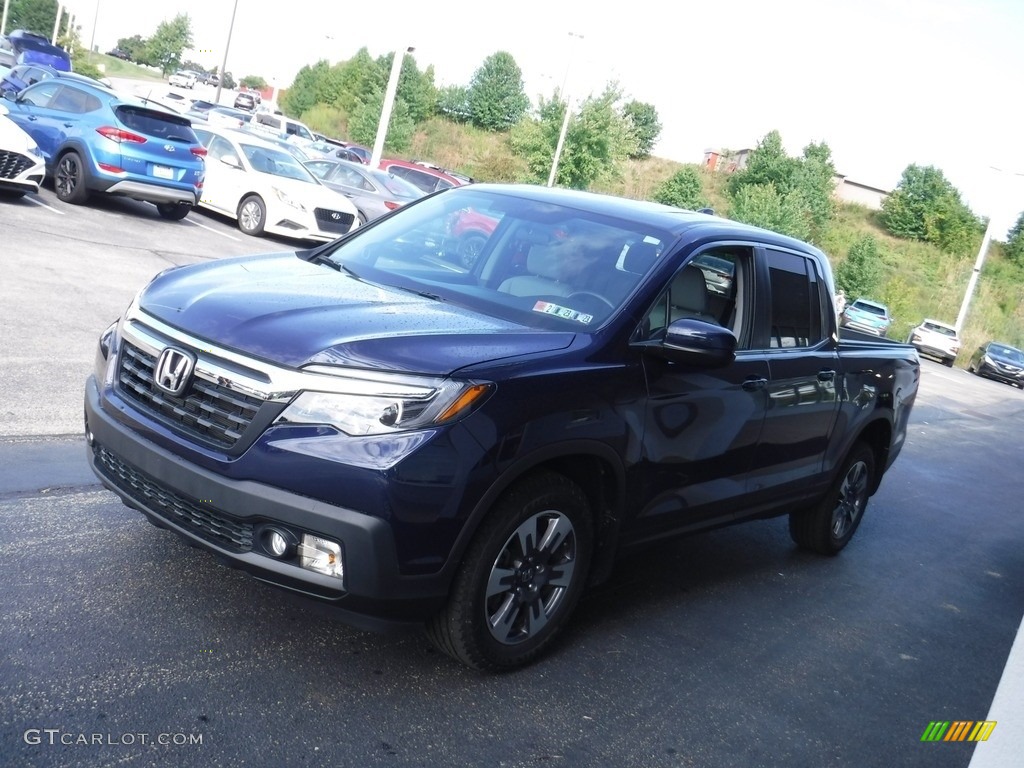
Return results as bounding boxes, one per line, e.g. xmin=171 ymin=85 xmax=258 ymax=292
xmin=526 ymin=244 xmax=565 ymax=280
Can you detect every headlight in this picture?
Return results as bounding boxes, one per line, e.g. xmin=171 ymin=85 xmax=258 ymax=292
xmin=273 ymin=186 xmax=306 ymax=211
xmin=276 ymin=372 xmax=492 ymax=436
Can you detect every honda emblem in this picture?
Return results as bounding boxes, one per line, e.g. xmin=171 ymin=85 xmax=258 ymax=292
xmin=153 ymin=347 xmax=195 ymax=396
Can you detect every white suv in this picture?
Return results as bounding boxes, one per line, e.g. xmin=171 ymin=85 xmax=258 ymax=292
xmin=169 ymin=70 xmax=197 ymax=88
xmin=907 ymin=319 xmax=960 ymax=367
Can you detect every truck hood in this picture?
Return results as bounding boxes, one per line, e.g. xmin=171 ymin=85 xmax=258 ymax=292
xmin=137 ymin=252 xmax=574 ymax=374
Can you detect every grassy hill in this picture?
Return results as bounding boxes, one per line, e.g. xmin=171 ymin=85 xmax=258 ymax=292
xmin=403 ymin=118 xmax=1024 ymax=364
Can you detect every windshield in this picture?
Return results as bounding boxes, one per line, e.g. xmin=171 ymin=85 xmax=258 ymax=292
xmin=239 ymin=143 xmax=317 ymax=182
xmin=922 ymin=321 xmax=956 ymax=337
xmin=990 ymin=344 xmax=1024 ymax=363
xmin=316 ymin=188 xmax=673 ymax=330
xmin=852 ymin=301 xmax=887 ymax=317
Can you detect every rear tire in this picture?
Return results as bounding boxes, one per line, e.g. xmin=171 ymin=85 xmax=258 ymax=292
xmin=427 ymin=472 xmax=594 ymax=671
xmin=156 ymin=202 xmax=191 ymax=220
xmin=54 ymin=151 xmax=90 ymax=204
xmin=789 ymin=443 xmax=875 ymax=555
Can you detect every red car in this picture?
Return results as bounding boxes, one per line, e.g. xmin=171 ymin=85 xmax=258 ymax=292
xmin=378 ymin=158 xmax=464 ymax=194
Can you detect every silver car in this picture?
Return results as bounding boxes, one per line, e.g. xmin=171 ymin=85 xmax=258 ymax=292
xmin=304 ymin=158 xmax=424 ymax=224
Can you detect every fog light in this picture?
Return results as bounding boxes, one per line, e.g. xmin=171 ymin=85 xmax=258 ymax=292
xmin=299 ymin=534 xmax=344 ymax=580
xmin=267 ymin=530 xmax=288 ymax=557
xmin=258 ymin=526 xmax=296 ymax=559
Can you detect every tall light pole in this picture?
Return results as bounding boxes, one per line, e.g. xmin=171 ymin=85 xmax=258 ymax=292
xmin=89 ymin=0 xmax=101 ymax=53
xmin=1 ymin=0 xmax=10 ymax=36
xmin=370 ymin=46 xmax=414 ymax=169
xmin=214 ymin=0 xmax=240 ymax=105
xmin=547 ymin=32 xmax=584 ymax=188
xmin=954 ymin=166 xmax=1024 ymax=332
xmin=51 ymin=3 xmax=63 ymax=44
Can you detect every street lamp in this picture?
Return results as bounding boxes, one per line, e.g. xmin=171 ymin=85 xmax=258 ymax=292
xmin=954 ymin=166 xmax=1024 ymax=332
xmin=89 ymin=0 xmax=101 ymax=54
xmin=547 ymin=32 xmax=585 ymax=188
xmin=214 ymin=0 xmax=240 ymax=105
xmin=369 ymin=46 xmax=414 ymax=169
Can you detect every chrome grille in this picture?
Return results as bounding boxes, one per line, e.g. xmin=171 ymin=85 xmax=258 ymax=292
xmin=313 ymin=207 xmax=355 ymax=234
xmin=96 ymin=444 xmax=253 ymax=552
xmin=0 ymin=150 xmax=34 ymax=180
xmin=117 ymin=342 xmax=264 ymax=448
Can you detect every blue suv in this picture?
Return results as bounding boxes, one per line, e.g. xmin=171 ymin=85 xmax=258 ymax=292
xmin=1 ymin=70 xmax=206 ymax=218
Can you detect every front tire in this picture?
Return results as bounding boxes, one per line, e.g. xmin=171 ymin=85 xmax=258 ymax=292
xmin=238 ymin=195 xmax=266 ymax=236
xmin=54 ymin=151 xmax=90 ymax=204
xmin=427 ymin=472 xmax=594 ymax=671
xmin=789 ymin=443 xmax=875 ymax=555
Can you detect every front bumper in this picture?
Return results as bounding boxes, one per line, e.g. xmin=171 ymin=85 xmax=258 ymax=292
xmin=977 ymin=360 xmax=1024 ymax=385
xmin=84 ymin=376 xmax=449 ymax=630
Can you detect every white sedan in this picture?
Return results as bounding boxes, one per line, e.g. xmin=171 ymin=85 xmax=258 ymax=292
xmin=0 ymin=102 xmax=45 ymax=197
xmin=191 ymin=125 xmax=360 ymax=242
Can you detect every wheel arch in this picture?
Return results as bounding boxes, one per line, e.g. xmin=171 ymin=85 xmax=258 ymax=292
xmin=448 ymin=441 xmax=627 ymax=589
xmin=850 ymin=417 xmax=892 ymax=495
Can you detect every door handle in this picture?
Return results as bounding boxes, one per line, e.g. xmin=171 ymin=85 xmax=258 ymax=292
xmin=817 ymin=369 xmax=836 ymax=382
xmin=27 ymin=115 xmax=38 ymax=121
xmin=63 ymin=122 xmax=74 ymax=127
xmin=742 ymin=377 xmax=768 ymax=391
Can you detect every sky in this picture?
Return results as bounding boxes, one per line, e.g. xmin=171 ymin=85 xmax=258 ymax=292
xmin=56 ymin=0 xmax=1024 ymax=235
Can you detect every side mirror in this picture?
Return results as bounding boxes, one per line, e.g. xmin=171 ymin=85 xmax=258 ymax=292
xmin=634 ymin=318 xmax=737 ymax=368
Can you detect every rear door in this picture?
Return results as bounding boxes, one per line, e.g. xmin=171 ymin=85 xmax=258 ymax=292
xmin=746 ymin=248 xmax=841 ymax=503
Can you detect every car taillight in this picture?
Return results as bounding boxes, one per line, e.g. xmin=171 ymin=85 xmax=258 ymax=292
xmin=384 ymin=200 xmax=401 ymax=210
xmin=96 ymin=126 xmax=147 ymax=144
xmin=190 ymin=146 xmax=208 ymax=158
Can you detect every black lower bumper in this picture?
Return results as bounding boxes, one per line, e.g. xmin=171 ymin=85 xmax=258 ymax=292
xmin=84 ymin=377 xmax=449 ymax=631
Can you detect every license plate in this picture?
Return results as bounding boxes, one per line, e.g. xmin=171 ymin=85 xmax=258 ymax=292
xmin=153 ymin=165 xmax=174 ymax=179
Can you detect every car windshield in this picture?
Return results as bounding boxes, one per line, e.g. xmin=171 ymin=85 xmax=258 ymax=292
xmin=922 ymin=322 xmax=956 ymax=337
xmin=852 ymin=301 xmax=887 ymax=317
xmin=990 ymin=344 xmax=1024 ymax=363
xmin=316 ymin=188 xmax=673 ymax=330
xmin=239 ymin=143 xmax=316 ymax=182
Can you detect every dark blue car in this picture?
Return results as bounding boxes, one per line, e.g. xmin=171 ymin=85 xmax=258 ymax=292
xmin=2 ymin=70 xmax=206 ymax=218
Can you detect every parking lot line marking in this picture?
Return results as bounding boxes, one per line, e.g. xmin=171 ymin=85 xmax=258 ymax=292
xmin=23 ymin=196 xmax=65 ymax=215
xmin=185 ymin=218 xmax=241 ymax=241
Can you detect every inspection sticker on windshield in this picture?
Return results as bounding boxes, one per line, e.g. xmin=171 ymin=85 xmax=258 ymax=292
xmin=533 ymin=301 xmax=593 ymax=325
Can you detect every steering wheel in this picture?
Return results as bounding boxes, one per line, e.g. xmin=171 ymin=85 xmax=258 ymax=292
xmin=568 ymin=291 xmax=615 ymax=311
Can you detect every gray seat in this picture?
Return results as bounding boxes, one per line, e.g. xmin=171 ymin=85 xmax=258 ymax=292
xmin=498 ymin=244 xmax=572 ymax=297
xmin=669 ymin=266 xmax=719 ymax=325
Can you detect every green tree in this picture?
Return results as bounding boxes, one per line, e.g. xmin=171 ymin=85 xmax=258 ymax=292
xmin=791 ymin=141 xmax=837 ymax=243
xmin=834 ymin=235 xmax=883 ymax=298
xmin=653 ymin=167 xmax=708 ymax=210
xmin=334 ymin=48 xmax=385 ymax=114
xmin=729 ymin=182 xmax=810 ymax=240
xmin=348 ymin=93 xmax=414 ymax=153
xmin=622 ymin=100 xmax=661 ymax=159
xmin=140 ymin=14 xmax=193 ymax=75
xmin=728 ymin=130 xmax=800 ymax=197
xmin=467 ymin=51 xmax=530 ymax=131
xmin=115 ymin=34 xmax=146 ymax=60
xmin=510 ymin=84 xmax=636 ymax=189
xmin=395 ymin=55 xmax=436 ymax=124
xmin=240 ymin=75 xmax=268 ymax=90
xmin=1005 ymin=211 xmax=1024 ymax=266
xmin=6 ymin=0 xmax=62 ymax=37
xmin=437 ymin=85 xmax=471 ymax=123
xmin=881 ymin=164 xmax=981 ymax=253
xmin=281 ymin=60 xmax=331 ymax=117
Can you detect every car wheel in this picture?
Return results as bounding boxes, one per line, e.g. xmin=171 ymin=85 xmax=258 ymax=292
xmin=156 ymin=202 xmax=191 ymax=221
xmin=943 ymin=357 xmax=955 ymax=368
xmin=54 ymin=151 xmax=90 ymax=205
xmin=426 ymin=471 xmax=594 ymax=671
xmin=237 ymin=195 xmax=266 ymax=236
xmin=457 ymin=232 xmax=488 ymax=269
xmin=789 ymin=443 xmax=875 ymax=556
xmin=357 ymin=211 xmax=368 ymax=226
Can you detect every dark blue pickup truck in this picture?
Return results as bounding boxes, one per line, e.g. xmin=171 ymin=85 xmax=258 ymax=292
xmin=85 ymin=184 xmax=920 ymax=670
